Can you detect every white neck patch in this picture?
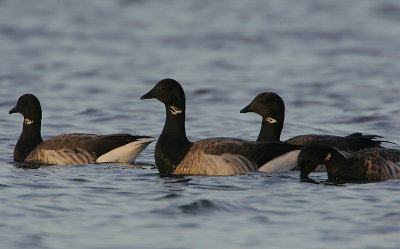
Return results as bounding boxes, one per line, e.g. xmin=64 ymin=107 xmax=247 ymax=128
xmin=265 ymin=117 xmax=278 ymax=124
xmin=325 ymin=153 xmax=332 ymax=162
xmin=169 ymin=106 xmax=182 ymax=115
xmin=24 ymin=118 xmax=34 ymax=125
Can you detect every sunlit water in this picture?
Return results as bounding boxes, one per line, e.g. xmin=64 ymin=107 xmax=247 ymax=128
xmin=1 ymin=0 xmax=400 ymax=248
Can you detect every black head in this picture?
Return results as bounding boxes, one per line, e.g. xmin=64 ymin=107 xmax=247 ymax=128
xmin=141 ymin=78 xmax=186 ymax=110
xmin=240 ymin=92 xmax=285 ymax=121
xmin=297 ymin=144 xmax=335 ymax=179
xmin=9 ymin=94 xmax=42 ymax=122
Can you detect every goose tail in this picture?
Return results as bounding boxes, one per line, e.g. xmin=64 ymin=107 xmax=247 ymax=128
xmin=258 ymin=150 xmax=301 ymax=173
xmin=346 ymin=133 xmax=386 ymax=149
xmin=96 ymin=137 xmax=156 ymax=163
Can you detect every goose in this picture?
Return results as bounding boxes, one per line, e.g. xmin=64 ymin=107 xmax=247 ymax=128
xmin=240 ymin=92 xmax=381 ymax=149
xmin=140 ymin=78 xmax=301 ymax=176
xmin=9 ymin=94 xmax=155 ymax=165
xmin=240 ymin=92 xmax=382 ymax=172
xmin=297 ymin=144 xmax=400 ymax=181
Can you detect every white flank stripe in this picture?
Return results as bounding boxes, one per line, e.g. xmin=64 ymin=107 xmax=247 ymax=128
xmin=39 ymin=148 xmax=96 ymax=165
xmin=258 ymin=150 xmax=301 ymax=173
xmin=96 ymin=137 xmax=155 ymax=163
xmin=384 ymin=161 xmax=400 ymax=178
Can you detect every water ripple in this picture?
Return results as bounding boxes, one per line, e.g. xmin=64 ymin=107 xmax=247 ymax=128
xmin=1 ymin=0 xmax=400 ymax=248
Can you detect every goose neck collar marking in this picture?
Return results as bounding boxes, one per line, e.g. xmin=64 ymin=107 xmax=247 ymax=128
xmin=24 ymin=118 xmax=34 ymax=125
xmin=169 ymin=106 xmax=182 ymax=115
xmin=265 ymin=117 xmax=278 ymax=124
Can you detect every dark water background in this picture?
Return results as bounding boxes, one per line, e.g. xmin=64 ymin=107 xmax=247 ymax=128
xmin=1 ymin=0 xmax=400 ymax=248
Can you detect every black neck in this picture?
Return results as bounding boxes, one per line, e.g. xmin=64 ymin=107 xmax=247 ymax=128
xmin=14 ymin=119 xmax=43 ymax=162
xmin=256 ymin=118 xmax=283 ymax=142
xmin=155 ymin=106 xmax=192 ymax=175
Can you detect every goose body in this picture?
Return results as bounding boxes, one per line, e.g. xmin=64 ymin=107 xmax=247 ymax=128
xmin=240 ymin=92 xmax=381 ymax=150
xmin=172 ymin=138 xmax=259 ymax=175
xmin=10 ymin=94 xmax=154 ymax=165
xmin=297 ymin=144 xmax=400 ymax=181
xmin=141 ymin=78 xmax=300 ymax=176
xmin=240 ymin=92 xmax=381 ymax=173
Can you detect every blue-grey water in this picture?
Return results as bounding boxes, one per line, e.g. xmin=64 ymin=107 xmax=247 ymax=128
xmin=1 ymin=0 xmax=400 ymax=248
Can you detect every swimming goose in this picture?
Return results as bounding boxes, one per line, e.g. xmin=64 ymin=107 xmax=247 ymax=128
xmin=240 ymin=92 xmax=381 ymax=149
xmin=240 ymin=92 xmax=382 ymax=173
xmin=140 ymin=78 xmax=301 ymax=176
xmin=10 ymin=94 xmax=155 ymax=165
xmin=297 ymin=144 xmax=400 ymax=181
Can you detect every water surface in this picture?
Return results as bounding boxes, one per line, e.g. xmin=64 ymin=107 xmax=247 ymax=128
xmin=1 ymin=0 xmax=400 ymax=248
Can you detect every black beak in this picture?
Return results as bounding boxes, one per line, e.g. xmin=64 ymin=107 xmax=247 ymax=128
xmin=140 ymin=89 xmax=156 ymax=100
xmin=240 ymin=104 xmax=253 ymax=113
xmin=9 ymin=106 xmax=17 ymax=114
